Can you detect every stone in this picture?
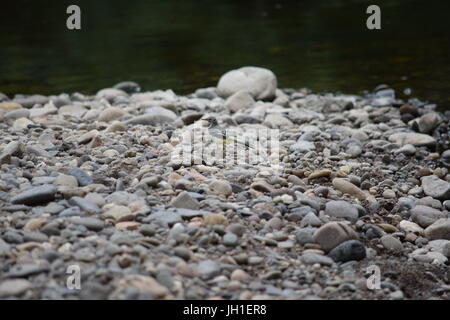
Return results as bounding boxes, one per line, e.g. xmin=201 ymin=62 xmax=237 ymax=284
xmin=217 ymin=66 xmax=277 ymax=100
xmin=197 ymin=260 xmax=221 ymax=280
xmin=14 ymin=95 xmax=49 ymax=108
xmin=230 ymin=269 xmax=249 ymax=281
xmin=98 ymin=107 xmax=127 ymax=122
xmin=380 ymin=235 xmax=403 ymax=251
xmin=399 ymin=220 xmax=424 ymax=234
xmin=54 ymin=174 xmax=79 ymax=188
xmin=71 ymin=217 xmax=105 ymax=231
xmin=226 ymin=223 xmax=246 ymax=237
xmin=68 ymin=168 xmax=93 ymax=187
xmin=383 ymin=189 xmax=396 ymax=199
xmin=5 ymin=108 xmax=30 ymax=121
xmin=0 ymin=141 xmax=24 ymax=164
xmin=208 ymin=180 xmax=232 ymax=197
xmin=411 ymin=205 xmax=446 ymax=228
xmin=59 ymin=105 xmax=87 ymax=118
xmin=263 ymin=114 xmax=293 ymax=128
xmin=250 ymin=180 xmax=275 ymax=193
xmin=114 ymin=275 xmax=168 ymax=299
xmin=388 ymin=132 xmax=436 ymax=147
xmin=224 ymin=90 xmax=255 ymax=112
xmin=11 ymin=185 xmax=56 ymax=206
xmin=96 ymin=88 xmax=128 ymax=101
xmin=313 ymin=222 xmax=358 ymax=252
xmin=204 ymin=213 xmax=228 ymax=226
xmin=0 ymin=279 xmax=32 ymax=297
xmin=13 ymin=117 xmax=33 ymax=130
xmin=418 ymin=112 xmax=441 ymax=133
xmin=170 ymin=191 xmax=200 ymax=210
xmin=0 ymin=102 xmax=22 ymax=112
xmin=424 ymin=219 xmax=450 ymax=240
xmin=308 ymin=169 xmax=332 ymax=180
xmin=325 ymin=200 xmax=359 ymax=223
xmin=69 ymin=196 xmax=101 ymax=215
xmin=289 ymin=140 xmax=315 ymax=152
xmin=301 ymin=253 xmax=334 ymax=266
xmin=421 ymin=175 xmax=450 ymax=200
xmin=332 ymin=178 xmax=368 ymax=201
xmin=103 ymin=205 xmax=133 ymax=221
xmin=113 ymin=81 xmax=140 ymax=94
xmin=328 ymin=240 xmax=366 ymax=262
xmin=223 ymin=233 xmax=239 ymax=246
xmin=300 ymin=212 xmax=322 ymax=227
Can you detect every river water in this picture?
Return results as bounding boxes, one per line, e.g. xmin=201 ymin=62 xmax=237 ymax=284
xmin=0 ymin=0 xmax=449 ymax=110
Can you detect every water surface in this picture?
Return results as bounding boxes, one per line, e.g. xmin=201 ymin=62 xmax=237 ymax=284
xmin=0 ymin=0 xmax=449 ymax=110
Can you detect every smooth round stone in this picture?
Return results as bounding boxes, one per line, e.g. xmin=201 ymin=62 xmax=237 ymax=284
xmin=223 ymin=233 xmax=239 ymax=247
xmin=217 ymin=66 xmax=277 ymax=100
xmin=380 ymin=235 xmax=403 ymax=251
xmin=328 ymin=240 xmax=366 ymax=262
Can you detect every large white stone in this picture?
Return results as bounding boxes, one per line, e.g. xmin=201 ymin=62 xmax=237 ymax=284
xmin=217 ymin=66 xmax=277 ymax=100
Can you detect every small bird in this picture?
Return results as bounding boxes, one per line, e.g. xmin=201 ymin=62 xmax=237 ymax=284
xmin=201 ymin=116 xmax=250 ymax=149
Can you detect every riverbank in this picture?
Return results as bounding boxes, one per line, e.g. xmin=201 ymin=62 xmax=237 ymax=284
xmin=0 ymin=67 xmax=449 ymax=300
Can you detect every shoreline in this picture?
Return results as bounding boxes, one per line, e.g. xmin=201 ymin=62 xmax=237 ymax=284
xmin=0 ymin=67 xmax=449 ymax=300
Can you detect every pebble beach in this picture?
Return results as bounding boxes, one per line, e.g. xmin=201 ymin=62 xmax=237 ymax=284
xmin=0 ymin=66 xmax=449 ymax=300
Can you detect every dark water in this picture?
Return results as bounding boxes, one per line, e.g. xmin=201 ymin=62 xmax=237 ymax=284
xmin=1 ymin=0 xmax=449 ymax=110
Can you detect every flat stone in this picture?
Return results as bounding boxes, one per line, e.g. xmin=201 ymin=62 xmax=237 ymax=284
xmin=313 ymin=222 xmax=358 ymax=252
xmin=170 ymin=191 xmax=200 ymax=210
xmin=11 ymin=185 xmax=56 ymax=206
xmin=325 ymin=200 xmax=359 ymax=223
xmin=380 ymin=235 xmax=403 ymax=251
xmin=424 ymin=219 xmax=450 ymax=240
xmin=98 ymin=107 xmax=127 ymax=122
xmin=421 ymin=175 xmax=450 ymax=200
xmin=411 ymin=205 xmax=446 ymax=228
xmin=301 ymin=253 xmax=334 ymax=266
xmin=54 ymin=173 xmax=79 ymax=188
xmin=69 ymin=196 xmax=101 ymax=215
xmin=332 ymin=178 xmax=368 ymax=201
xmin=0 ymin=279 xmax=32 ymax=297
xmin=197 ymin=260 xmax=221 ymax=280
xmin=389 ymin=132 xmax=436 ymax=147
xmin=71 ymin=217 xmax=105 ymax=231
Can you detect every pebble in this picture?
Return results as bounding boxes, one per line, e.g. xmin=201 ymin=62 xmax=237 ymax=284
xmin=223 ymin=233 xmax=239 ymax=246
xmin=208 ymin=180 xmax=233 ymax=197
xmin=170 ymin=191 xmax=200 ymax=210
xmin=313 ymin=222 xmax=358 ymax=252
xmin=204 ymin=213 xmax=229 ymax=226
xmin=327 ymin=240 xmax=366 ymax=262
xmin=421 ymin=175 xmax=450 ymax=200
xmin=410 ymin=205 xmax=445 ymax=228
xmin=68 ymin=168 xmax=93 ymax=187
xmin=71 ymin=217 xmax=105 ymax=231
xmin=325 ymin=200 xmax=359 ymax=223
xmin=332 ymin=178 xmax=368 ymax=201
xmin=11 ymin=185 xmax=56 ymax=206
xmin=424 ymin=219 xmax=450 ymax=240
xmin=380 ymin=235 xmax=404 ymax=251
xmin=0 ymin=279 xmax=32 ymax=297
xmin=197 ymin=260 xmax=221 ymax=280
